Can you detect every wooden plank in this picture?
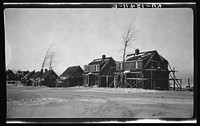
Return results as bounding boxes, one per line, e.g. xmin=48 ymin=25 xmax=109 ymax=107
xmin=106 ymin=76 xmax=108 ymax=87
xmin=142 ymin=73 xmax=144 ymax=89
xmin=169 ymin=79 xmax=182 ymax=80
xmin=132 ymin=80 xmax=141 ymax=87
xmin=144 ymin=69 xmax=169 ymax=72
xmin=142 ymin=52 xmax=155 ymax=72
xmin=126 ymin=78 xmax=148 ymax=80
xmin=109 ymin=80 xmax=114 ymax=87
xmin=125 ymin=80 xmax=132 ymax=88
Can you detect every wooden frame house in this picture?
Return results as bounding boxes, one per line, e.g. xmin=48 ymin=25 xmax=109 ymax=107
xmin=29 ymin=70 xmax=43 ymax=86
xmin=22 ymin=70 xmax=35 ymax=80
xmin=115 ymin=49 xmax=170 ymax=90
xmin=59 ymin=66 xmax=84 ymax=87
xmin=83 ymin=55 xmax=116 ymax=87
xmin=16 ymin=70 xmax=29 ymax=81
xmin=6 ymin=69 xmax=19 ymax=84
xmin=21 ymin=70 xmax=35 ymax=86
xmin=37 ymin=69 xmax=58 ymax=87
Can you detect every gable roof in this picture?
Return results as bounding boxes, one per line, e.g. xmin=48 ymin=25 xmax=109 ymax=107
xmin=125 ymin=50 xmax=169 ymax=71
xmin=17 ymin=70 xmax=29 ymax=77
xmin=60 ymin=66 xmax=83 ymax=79
xmin=40 ymin=70 xmax=58 ymax=79
xmin=126 ymin=50 xmax=156 ymax=61
xmin=6 ymin=69 xmax=14 ymax=75
xmin=101 ymin=66 xmax=116 ymax=75
xmin=88 ymin=57 xmax=114 ymax=68
xmin=29 ymin=71 xmax=42 ymax=80
xmin=126 ymin=50 xmax=168 ymax=63
xmin=22 ymin=70 xmax=35 ymax=79
xmin=6 ymin=70 xmax=19 ymax=80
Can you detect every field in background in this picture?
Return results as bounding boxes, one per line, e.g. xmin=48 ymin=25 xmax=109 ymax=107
xmin=6 ymin=84 xmax=193 ymax=118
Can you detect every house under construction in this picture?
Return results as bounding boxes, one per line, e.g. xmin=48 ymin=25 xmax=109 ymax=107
xmin=114 ymin=49 xmax=182 ymax=90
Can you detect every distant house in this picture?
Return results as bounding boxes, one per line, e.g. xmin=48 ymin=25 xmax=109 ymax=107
xmin=16 ymin=70 xmax=29 ymax=81
xmin=22 ymin=70 xmax=35 ymax=80
xmin=115 ymin=49 xmax=170 ymax=90
xmin=21 ymin=70 xmax=35 ymax=86
xmin=59 ymin=66 xmax=84 ymax=87
xmin=37 ymin=69 xmax=58 ymax=87
xmin=29 ymin=70 xmax=43 ymax=86
xmin=6 ymin=69 xmax=19 ymax=84
xmin=83 ymin=55 xmax=116 ymax=87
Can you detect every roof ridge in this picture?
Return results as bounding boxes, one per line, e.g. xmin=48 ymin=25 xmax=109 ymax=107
xmin=68 ymin=66 xmax=79 ymax=78
xmin=126 ymin=50 xmax=157 ymax=57
xmin=68 ymin=65 xmax=80 ymax=68
xmin=60 ymin=66 xmax=80 ymax=78
xmin=40 ymin=70 xmax=52 ymax=79
xmin=93 ymin=56 xmax=112 ymax=60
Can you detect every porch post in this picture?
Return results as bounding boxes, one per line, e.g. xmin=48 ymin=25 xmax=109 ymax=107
xmin=88 ymin=75 xmax=89 ymax=87
xmin=106 ymin=76 xmax=108 ymax=87
xmin=142 ymin=73 xmax=144 ymax=89
xmin=114 ymin=76 xmax=116 ymax=88
xmin=125 ymin=73 xmax=126 ymax=87
xmin=151 ymin=71 xmax=153 ymax=89
xmin=98 ymin=75 xmax=101 ymax=87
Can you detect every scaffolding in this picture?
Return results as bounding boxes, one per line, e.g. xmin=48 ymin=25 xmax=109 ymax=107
xmin=168 ymin=64 xmax=182 ymax=91
xmin=114 ymin=65 xmax=182 ymax=91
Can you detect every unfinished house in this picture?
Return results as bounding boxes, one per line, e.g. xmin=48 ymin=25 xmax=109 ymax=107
xmin=59 ymin=66 xmax=84 ymax=87
xmin=83 ymin=55 xmax=116 ymax=87
xmin=37 ymin=69 xmax=58 ymax=87
xmin=115 ymin=49 xmax=171 ymax=90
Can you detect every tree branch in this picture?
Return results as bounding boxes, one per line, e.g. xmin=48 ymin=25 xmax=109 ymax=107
xmin=41 ymin=44 xmax=58 ymax=70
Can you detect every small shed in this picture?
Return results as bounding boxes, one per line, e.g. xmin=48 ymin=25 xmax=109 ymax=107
xmin=59 ymin=66 xmax=84 ymax=87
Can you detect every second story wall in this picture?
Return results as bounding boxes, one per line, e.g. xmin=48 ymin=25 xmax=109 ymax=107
xmin=84 ymin=64 xmax=100 ymax=72
xmin=116 ymin=60 xmax=143 ymax=71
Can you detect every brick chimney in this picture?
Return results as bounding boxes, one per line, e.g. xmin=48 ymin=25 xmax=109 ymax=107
xmin=135 ymin=49 xmax=139 ymax=55
xmin=102 ymin=54 xmax=106 ymax=59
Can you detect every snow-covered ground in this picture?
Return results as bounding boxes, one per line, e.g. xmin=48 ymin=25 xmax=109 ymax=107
xmin=6 ymin=84 xmax=194 ymax=119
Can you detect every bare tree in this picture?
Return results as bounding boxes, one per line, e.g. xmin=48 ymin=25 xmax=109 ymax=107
xmin=48 ymin=50 xmax=57 ymax=70
xmin=41 ymin=46 xmax=51 ymax=70
xmin=41 ymin=44 xmax=58 ymax=71
xmin=120 ymin=18 xmax=137 ymax=87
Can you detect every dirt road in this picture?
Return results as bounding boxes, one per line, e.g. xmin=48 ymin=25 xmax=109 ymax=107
xmin=6 ymin=84 xmax=193 ymax=118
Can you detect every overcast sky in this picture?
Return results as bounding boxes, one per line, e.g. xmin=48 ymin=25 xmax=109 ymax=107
xmin=4 ymin=8 xmax=193 ymax=85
